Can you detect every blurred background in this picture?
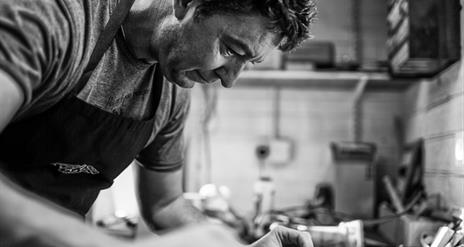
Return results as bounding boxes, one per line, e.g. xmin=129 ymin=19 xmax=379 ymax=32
xmin=89 ymin=0 xmax=464 ymax=246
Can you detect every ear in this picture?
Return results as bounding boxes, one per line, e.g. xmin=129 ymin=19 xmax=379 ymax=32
xmin=173 ymin=0 xmax=195 ymax=20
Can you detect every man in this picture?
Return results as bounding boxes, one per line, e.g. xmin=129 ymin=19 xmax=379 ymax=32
xmin=0 ymin=0 xmax=316 ymax=246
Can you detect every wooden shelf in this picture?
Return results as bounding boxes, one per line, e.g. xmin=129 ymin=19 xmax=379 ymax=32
xmin=235 ymin=70 xmax=416 ymax=90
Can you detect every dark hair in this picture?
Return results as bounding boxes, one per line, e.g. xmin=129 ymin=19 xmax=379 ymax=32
xmin=194 ymin=0 xmax=317 ymax=51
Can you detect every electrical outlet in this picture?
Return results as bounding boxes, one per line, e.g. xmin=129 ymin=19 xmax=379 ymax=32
xmin=257 ymin=137 xmax=294 ymax=165
xmin=268 ymin=138 xmax=294 ymax=165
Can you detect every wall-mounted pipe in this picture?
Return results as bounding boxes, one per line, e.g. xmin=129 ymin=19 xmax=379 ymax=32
xmin=353 ymin=0 xmax=363 ymax=66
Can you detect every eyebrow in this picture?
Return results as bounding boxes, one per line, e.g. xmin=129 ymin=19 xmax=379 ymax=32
xmin=222 ymin=33 xmax=258 ymax=60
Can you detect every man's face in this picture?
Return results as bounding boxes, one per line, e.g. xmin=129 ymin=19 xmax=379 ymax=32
xmin=157 ymin=7 xmax=281 ymax=88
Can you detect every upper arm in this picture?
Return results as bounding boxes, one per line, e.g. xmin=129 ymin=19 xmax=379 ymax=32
xmin=134 ymin=87 xmax=191 ymax=212
xmin=0 ymin=0 xmax=73 ymax=118
xmin=0 ymin=70 xmax=23 ymax=133
xmin=136 ymin=87 xmax=191 ymax=172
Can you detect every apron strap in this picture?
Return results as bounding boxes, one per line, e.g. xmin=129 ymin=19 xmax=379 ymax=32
xmin=70 ymin=0 xmax=136 ymax=96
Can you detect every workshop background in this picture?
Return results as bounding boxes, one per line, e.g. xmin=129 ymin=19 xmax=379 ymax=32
xmin=90 ymin=0 xmax=464 ymax=246
xmin=184 ymin=0 xmax=463 ymax=216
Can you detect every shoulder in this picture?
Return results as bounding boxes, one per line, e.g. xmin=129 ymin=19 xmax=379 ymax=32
xmin=0 ymin=0 xmax=117 ymax=119
xmin=0 ymin=0 xmax=76 ymax=45
xmin=0 ymin=0 xmax=79 ymax=117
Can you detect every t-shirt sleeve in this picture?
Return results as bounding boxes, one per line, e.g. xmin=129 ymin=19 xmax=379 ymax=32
xmin=0 ymin=0 xmax=72 ymax=113
xmin=136 ymin=88 xmax=191 ymax=172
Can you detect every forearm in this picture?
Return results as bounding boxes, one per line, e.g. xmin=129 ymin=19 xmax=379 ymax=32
xmin=0 ymin=172 xmax=128 ymax=247
xmin=0 ymin=70 xmax=23 ymax=132
xmin=142 ymin=194 xmax=207 ymax=232
xmin=135 ymin=223 xmax=242 ymax=247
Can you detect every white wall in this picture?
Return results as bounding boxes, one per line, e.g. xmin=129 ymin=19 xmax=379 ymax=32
xmin=185 ymin=86 xmax=403 ymax=217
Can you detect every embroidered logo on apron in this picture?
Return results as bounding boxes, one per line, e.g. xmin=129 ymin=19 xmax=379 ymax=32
xmin=51 ymin=163 xmax=100 ymax=175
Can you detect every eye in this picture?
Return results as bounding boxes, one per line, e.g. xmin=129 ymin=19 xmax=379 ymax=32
xmin=220 ymin=43 xmax=240 ymax=58
xmin=250 ymin=59 xmax=264 ymax=65
xmin=221 ymin=46 xmax=236 ymax=57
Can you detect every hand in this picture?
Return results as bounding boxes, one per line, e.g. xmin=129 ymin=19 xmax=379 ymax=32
xmin=250 ymin=226 xmax=314 ymax=247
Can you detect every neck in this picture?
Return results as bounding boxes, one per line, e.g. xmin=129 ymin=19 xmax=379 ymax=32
xmin=122 ymin=0 xmax=173 ymax=63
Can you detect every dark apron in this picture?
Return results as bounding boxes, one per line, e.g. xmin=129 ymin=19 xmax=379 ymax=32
xmin=0 ymin=0 xmax=160 ymax=217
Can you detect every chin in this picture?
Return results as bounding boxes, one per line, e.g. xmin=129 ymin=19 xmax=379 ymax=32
xmin=160 ymin=64 xmax=195 ymax=88
xmin=175 ymin=80 xmax=195 ymax=88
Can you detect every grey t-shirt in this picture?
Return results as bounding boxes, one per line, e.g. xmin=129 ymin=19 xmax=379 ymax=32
xmin=0 ymin=0 xmax=190 ymax=171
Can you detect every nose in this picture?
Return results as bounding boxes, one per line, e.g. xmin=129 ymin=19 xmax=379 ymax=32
xmin=215 ymin=59 xmax=246 ymax=88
